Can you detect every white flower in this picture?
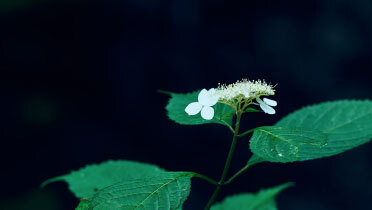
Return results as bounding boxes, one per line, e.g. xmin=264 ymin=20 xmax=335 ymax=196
xmin=185 ymin=88 xmax=219 ymax=120
xmin=256 ymin=97 xmax=277 ymax=114
xmin=216 ymin=79 xmax=275 ymax=102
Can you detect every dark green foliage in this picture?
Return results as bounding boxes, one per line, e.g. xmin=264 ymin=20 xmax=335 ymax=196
xmin=250 ymin=126 xmax=328 ymax=162
xmin=163 ymin=91 xmax=235 ymax=127
xmin=42 ymin=160 xmax=165 ymax=198
xmin=211 ymin=183 xmax=293 ymax=210
xmin=82 ymin=172 xmax=193 ymax=210
xmin=276 ymin=100 xmax=372 ymax=158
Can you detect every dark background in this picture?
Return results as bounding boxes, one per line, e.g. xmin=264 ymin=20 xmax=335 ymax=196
xmin=1 ymin=0 xmax=372 ymax=209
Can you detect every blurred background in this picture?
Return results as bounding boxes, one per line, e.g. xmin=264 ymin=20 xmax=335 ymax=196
xmin=1 ymin=0 xmax=372 ymax=209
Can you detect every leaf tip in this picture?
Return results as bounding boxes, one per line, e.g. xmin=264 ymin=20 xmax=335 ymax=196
xmin=40 ymin=176 xmax=64 ymax=188
xmin=157 ymin=90 xmax=174 ymax=96
xmin=282 ymin=182 xmax=295 ymax=189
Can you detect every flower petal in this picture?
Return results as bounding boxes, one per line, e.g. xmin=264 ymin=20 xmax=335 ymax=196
xmin=257 ymin=97 xmax=276 ymax=114
xmin=201 ymin=106 xmax=214 ymax=120
xmin=259 ymin=103 xmax=276 ymax=114
xmin=263 ymin=98 xmax=277 ymax=107
xmin=256 ymin=97 xmax=264 ymax=104
xmin=185 ymin=102 xmax=203 ymax=115
xmin=199 ymin=88 xmax=219 ymax=106
xmin=206 ymin=89 xmax=219 ymax=106
xmin=208 ymin=88 xmax=216 ymax=95
xmin=198 ymin=89 xmax=209 ymax=105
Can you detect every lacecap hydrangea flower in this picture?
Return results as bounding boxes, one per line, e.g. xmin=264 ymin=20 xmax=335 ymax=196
xmin=185 ymin=79 xmax=277 ymax=120
xmin=185 ymin=88 xmax=219 ymax=120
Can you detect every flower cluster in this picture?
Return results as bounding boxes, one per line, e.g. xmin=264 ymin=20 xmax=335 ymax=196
xmin=216 ymin=79 xmax=275 ymax=102
xmin=185 ymin=79 xmax=277 ymax=120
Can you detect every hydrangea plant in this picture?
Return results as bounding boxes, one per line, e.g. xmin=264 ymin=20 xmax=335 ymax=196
xmin=43 ymin=79 xmax=372 ymax=210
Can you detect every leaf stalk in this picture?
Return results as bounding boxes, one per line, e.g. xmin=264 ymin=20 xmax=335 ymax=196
xmin=237 ymin=128 xmax=255 ymax=138
xmin=225 ymin=165 xmax=250 ymax=185
xmin=193 ymin=173 xmax=219 ymax=186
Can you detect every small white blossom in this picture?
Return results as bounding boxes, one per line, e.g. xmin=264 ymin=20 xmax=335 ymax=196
xmin=185 ymin=88 xmax=219 ymax=120
xmin=256 ymin=97 xmax=277 ymax=114
xmin=185 ymin=79 xmax=277 ymax=118
xmin=216 ymin=79 xmax=275 ymax=102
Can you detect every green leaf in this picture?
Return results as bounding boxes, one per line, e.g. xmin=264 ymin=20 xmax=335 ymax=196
xmin=249 ymin=126 xmax=328 ymax=162
xmin=244 ymin=107 xmax=262 ymax=113
xmin=246 ymin=154 xmax=266 ymax=168
xmin=163 ymin=90 xmax=235 ymax=127
xmin=211 ymin=183 xmax=293 ymax=210
xmin=75 ymin=200 xmax=92 ymax=210
xmin=42 ymin=160 xmax=165 ymax=198
xmin=276 ymin=100 xmax=372 ymax=159
xmin=78 ymin=172 xmax=194 ymax=210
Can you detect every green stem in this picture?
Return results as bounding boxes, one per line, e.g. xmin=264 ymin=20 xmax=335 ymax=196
xmin=226 ymin=154 xmax=264 ymax=184
xmin=237 ymin=128 xmax=255 ymax=138
xmin=204 ymin=112 xmax=243 ymax=210
xmin=193 ymin=173 xmax=219 ymax=186
xmin=224 ymin=165 xmax=249 ymax=185
xmin=220 ymin=119 xmax=235 ymax=133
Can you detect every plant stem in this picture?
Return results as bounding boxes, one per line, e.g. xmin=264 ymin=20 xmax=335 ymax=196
xmin=224 ymin=165 xmax=249 ymax=185
xmin=193 ymin=173 xmax=219 ymax=186
xmin=204 ymin=111 xmax=243 ymax=210
xmin=237 ymin=128 xmax=255 ymax=138
xmin=226 ymin=154 xmax=264 ymax=184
